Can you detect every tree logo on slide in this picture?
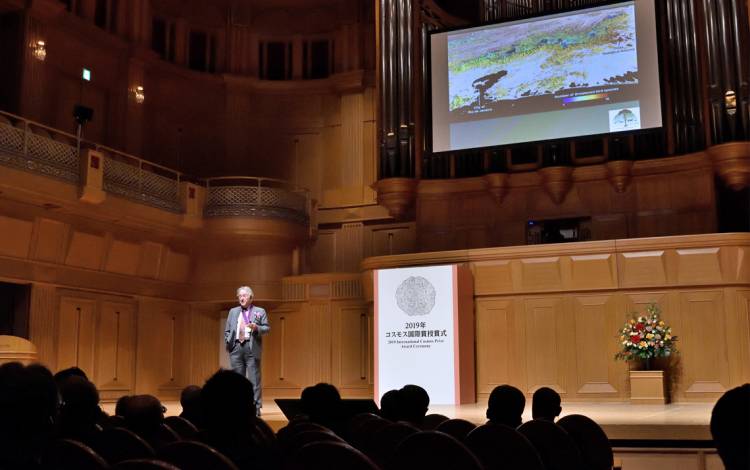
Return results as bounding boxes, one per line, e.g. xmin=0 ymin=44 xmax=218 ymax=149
xmin=609 ymin=106 xmax=641 ymax=131
xmin=395 ymin=276 xmax=436 ymax=316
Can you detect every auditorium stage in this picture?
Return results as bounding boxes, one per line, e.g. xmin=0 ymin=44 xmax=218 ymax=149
xmin=104 ymin=401 xmax=713 ymax=442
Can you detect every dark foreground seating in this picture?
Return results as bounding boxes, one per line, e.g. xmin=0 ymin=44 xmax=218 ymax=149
xmin=465 ymin=423 xmax=545 ymax=470
xmin=518 ymin=419 xmax=583 ymax=470
xmin=289 ymin=441 xmax=380 ymax=470
xmin=389 ymin=431 xmax=483 ymax=470
xmin=557 ymin=414 xmax=614 ymax=470
xmin=160 ymin=440 xmax=239 ymax=470
xmin=40 ymin=438 xmax=109 ymax=470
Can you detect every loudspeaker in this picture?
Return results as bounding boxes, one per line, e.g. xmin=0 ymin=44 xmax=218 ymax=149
xmin=73 ymin=105 xmax=94 ymax=125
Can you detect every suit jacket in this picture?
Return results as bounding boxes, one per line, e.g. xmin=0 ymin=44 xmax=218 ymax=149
xmin=224 ymin=305 xmax=270 ymax=358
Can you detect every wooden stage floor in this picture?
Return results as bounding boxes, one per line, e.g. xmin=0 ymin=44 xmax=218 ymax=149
xmin=103 ymin=400 xmax=714 ymax=441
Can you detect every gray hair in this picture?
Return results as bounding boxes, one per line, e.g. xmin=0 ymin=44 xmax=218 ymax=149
xmin=236 ymin=286 xmax=254 ymax=298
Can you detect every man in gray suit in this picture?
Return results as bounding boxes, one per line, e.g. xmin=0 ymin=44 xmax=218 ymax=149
xmin=225 ymin=285 xmax=270 ymax=415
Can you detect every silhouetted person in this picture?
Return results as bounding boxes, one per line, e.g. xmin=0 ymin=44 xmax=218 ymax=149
xmin=380 ymin=389 xmax=403 ymax=422
xmin=57 ymin=375 xmax=102 ymax=445
xmin=400 ymin=384 xmax=430 ymax=426
xmin=0 ymin=362 xmax=59 ymax=469
xmin=532 ymin=387 xmax=561 ymax=422
xmin=301 ymin=382 xmax=344 ymax=432
xmin=55 ymin=368 xmax=109 ymax=427
xmin=200 ymin=369 xmax=275 ymax=470
xmin=115 ymin=394 xmax=132 ymax=416
xmin=179 ymin=384 xmax=203 ymax=427
xmin=710 ymin=383 xmax=750 ymax=470
xmin=121 ymin=394 xmax=170 ymax=449
xmin=53 ymin=366 xmax=88 ymax=384
xmin=487 ymin=384 xmax=525 ymax=428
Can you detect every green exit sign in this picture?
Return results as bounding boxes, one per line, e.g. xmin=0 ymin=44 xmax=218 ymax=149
xmin=82 ymin=68 xmax=91 ymax=81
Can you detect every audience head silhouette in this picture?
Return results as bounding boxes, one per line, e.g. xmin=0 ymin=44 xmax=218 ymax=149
xmin=301 ymin=382 xmax=343 ymax=428
xmin=0 ymin=362 xmax=59 ymax=468
xmin=380 ymin=389 xmax=403 ymax=421
xmin=115 ymin=394 xmax=133 ymax=417
xmin=532 ymin=386 xmax=561 ymax=422
xmin=487 ymin=384 xmax=526 ymax=428
xmin=121 ymin=394 xmax=166 ymax=440
xmin=710 ymin=383 xmax=750 ymax=470
xmin=53 ymin=366 xmax=89 ymax=384
xmin=179 ymin=384 xmax=202 ymax=426
xmin=399 ymin=384 xmax=429 ymax=425
xmin=57 ymin=375 xmax=101 ymax=440
xmin=201 ymin=369 xmax=256 ymax=431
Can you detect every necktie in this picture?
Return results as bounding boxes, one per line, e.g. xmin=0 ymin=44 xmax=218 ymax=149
xmin=239 ymin=312 xmax=248 ymax=342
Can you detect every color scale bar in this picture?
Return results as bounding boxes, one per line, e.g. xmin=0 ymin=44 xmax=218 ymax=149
xmin=562 ymin=93 xmax=608 ymax=104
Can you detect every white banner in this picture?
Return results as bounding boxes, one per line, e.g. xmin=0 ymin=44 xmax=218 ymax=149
xmin=375 ymin=265 xmax=459 ymax=404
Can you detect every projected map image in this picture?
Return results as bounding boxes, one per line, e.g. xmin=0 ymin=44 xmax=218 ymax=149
xmin=447 ymin=4 xmax=638 ymax=117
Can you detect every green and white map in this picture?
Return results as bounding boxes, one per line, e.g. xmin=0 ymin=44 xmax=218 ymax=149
xmin=447 ymin=4 xmax=638 ymax=113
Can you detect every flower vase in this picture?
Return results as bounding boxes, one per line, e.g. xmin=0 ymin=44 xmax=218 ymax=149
xmin=629 ymin=359 xmax=665 ymax=404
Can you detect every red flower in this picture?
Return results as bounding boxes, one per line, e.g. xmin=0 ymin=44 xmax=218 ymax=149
xmin=635 ymin=323 xmax=645 ymax=331
xmin=630 ymin=335 xmax=640 ymax=343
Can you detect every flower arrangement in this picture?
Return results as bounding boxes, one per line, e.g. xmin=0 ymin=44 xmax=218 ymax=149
xmin=615 ymin=304 xmax=677 ymax=365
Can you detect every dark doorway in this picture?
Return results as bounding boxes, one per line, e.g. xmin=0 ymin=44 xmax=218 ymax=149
xmin=0 ymin=282 xmax=31 ymax=338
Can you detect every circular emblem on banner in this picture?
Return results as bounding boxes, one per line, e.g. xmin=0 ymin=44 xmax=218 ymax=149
xmin=395 ymin=276 xmax=436 ymax=316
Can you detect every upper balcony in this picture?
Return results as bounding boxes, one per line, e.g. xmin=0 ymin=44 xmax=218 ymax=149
xmin=0 ymin=110 xmax=312 ymax=246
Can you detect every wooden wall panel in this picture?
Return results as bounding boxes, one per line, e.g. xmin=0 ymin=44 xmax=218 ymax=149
xmin=137 ymin=242 xmax=165 ymax=279
xmin=475 ymin=299 xmax=515 ymax=398
xmin=308 ymin=302 xmax=332 ymax=381
xmin=332 ymin=304 xmax=370 ymax=396
xmin=134 ymin=299 xmax=195 ymax=400
xmin=65 ymin=231 xmax=105 ymax=270
xmin=522 ymin=297 xmax=569 ymax=395
xmin=28 ymin=284 xmax=57 ymax=368
xmin=519 ymin=257 xmax=563 ymax=292
xmin=675 ymin=290 xmax=730 ymax=400
xmin=31 ymin=218 xmax=69 ymax=263
xmin=310 ymin=230 xmax=336 ymax=273
xmin=105 ymin=239 xmax=141 ymax=276
xmin=473 ymin=261 xmax=514 ymax=296
xmin=675 ymin=248 xmax=723 ymax=284
xmin=0 ymin=214 xmax=33 ymax=258
xmin=96 ymin=301 xmax=136 ymax=401
xmin=56 ymin=296 xmax=96 ymax=374
xmin=339 ymin=223 xmax=364 ymax=272
xmin=161 ymin=250 xmax=191 ymax=283
xmin=618 ymin=251 xmax=668 ymax=287
xmin=188 ymin=306 xmax=222 ymax=386
xmin=369 ymin=224 xmax=416 ymax=258
xmin=571 ymin=295 xmax=623 ymax=398
xmin=263 ymin=306 xmax=311 ymax=396
xmin=569 ymin=254 xmax=617 ymax=290
xmin=731 ymin=290 xmax=750 ymax=384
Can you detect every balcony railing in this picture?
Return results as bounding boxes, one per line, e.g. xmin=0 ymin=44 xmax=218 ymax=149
xmin=0 ymin=114 xmax=80 ymax=183
xmin=0 ymin=110 xmax=309 ymax=224
xmin=98 ymin=146 xmax=182 ymax=213
xmin=205 ymin=177 xmax=309 ymax=224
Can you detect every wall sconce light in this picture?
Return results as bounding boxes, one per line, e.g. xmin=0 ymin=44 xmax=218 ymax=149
xmin=133 ymin=85 xmax=145 ymax=104
xmin=725 ymin=90 xmax=736 ymax=116
xmin=31 ymin=40 xmax=46 ymax=61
